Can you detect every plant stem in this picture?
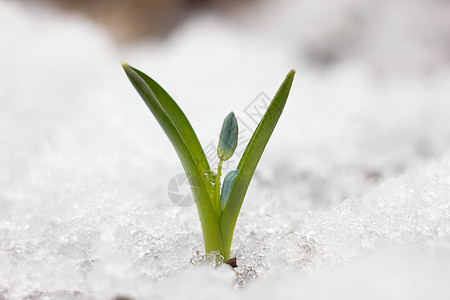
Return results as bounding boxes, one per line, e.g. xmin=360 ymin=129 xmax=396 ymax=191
xmin=214 ymin=159 xmax=223 ymax=218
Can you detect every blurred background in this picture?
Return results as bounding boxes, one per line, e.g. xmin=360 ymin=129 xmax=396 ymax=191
xmin=1 ymin=0 xmax=450 ymax=299
xmin=24 ymin=0 xmax=256 ymax=41
xmin=15 ymin=0 xmax=450 ymax=70
xmin=4 ymin=0 xmax=449 ymax=205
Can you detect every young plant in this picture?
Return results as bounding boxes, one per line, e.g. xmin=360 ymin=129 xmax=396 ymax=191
xmin=122 ymin=63 xmax=295 ymax=262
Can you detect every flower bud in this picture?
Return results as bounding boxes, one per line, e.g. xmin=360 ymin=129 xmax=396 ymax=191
xmin=217 ymin=112 xmax=238 ymax=161
xmin=221 ymin=170 xmax=239 ymax=211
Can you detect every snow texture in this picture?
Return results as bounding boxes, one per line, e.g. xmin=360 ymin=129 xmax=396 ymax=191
xmin=1 ymin=0 xmax=450 ymax=299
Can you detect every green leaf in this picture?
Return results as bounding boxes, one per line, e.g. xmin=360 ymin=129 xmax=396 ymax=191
xmin=219 ymin=70 xmax=296 ymax=260
xmin=122 ymin=63 xmax=223 ymax=254
xmin=217 ymin=112 xmax=239 ymax=161
xmin=123 ymin=64 xmax=212 ymax=190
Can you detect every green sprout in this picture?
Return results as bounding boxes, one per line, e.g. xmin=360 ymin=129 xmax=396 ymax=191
xmin=122 ymin=63 xmax=295 ymax=263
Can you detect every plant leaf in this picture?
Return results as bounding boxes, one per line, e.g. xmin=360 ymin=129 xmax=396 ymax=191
xmin=125 ymin=64 xmax=213 ymax=190
xmin=219 ymin=70 xmax=296 ymax=259
xmin=122 ymin=63 xmax=223 ymax=254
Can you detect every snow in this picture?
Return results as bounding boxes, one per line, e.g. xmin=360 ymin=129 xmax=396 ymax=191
xmin=1 ymin=0 xmax=450 ymax=299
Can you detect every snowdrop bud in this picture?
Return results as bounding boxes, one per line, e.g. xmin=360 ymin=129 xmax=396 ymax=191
xmin=217 ymin=112 xmax=238 ymax=161
xmin=221 ymin=170 xmax=239 ymax=210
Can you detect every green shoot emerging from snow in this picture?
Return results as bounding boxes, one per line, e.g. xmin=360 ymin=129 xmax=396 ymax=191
xmin=122 ymin=62 xmax=295 ymax=262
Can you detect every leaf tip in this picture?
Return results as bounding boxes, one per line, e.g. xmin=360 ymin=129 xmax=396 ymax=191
xmin=288 ymin=69 xmax=296 ymax=78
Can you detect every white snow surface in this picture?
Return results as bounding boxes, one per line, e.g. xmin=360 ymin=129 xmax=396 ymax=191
xmin=1 ymin=0 xmax=450 ymax=299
